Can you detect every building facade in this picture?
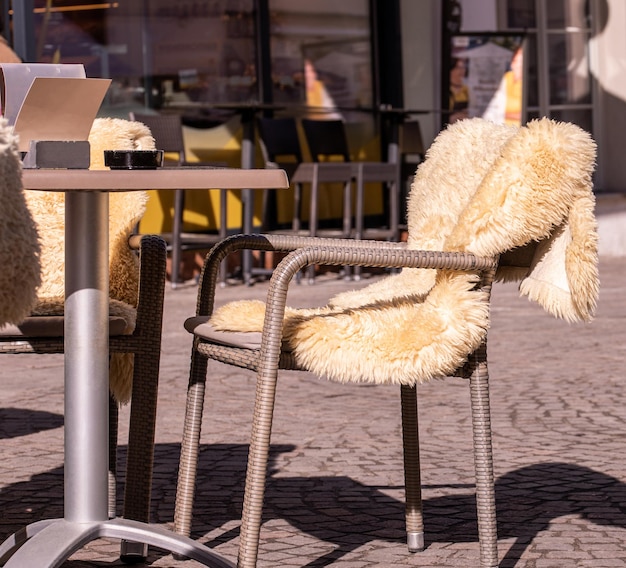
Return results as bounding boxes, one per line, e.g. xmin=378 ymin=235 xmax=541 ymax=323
xmin=3 ymin=0 xmax=624 ymax=194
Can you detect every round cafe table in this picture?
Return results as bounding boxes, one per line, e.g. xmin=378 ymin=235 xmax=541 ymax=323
xmin=0 ymin=166 xmax=288 ymax=567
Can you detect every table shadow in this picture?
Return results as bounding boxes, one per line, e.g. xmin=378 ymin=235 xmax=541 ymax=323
xmin=0 ymin=407 xmax=63 ymax=439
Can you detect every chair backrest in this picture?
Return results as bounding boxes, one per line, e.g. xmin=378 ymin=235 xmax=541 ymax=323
xmin=129 ymin=112 xmax=187 ymax=163
xmin=301 ymin=118 xmax=351 ymax=162
xmin=408 ymin=117 xmax=598 ymax=322
xmin=256 ymin=117 xmax=304 ymax=164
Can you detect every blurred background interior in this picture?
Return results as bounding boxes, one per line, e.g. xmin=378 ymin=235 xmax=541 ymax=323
xmin=3 ymin=0 xmax=625 ymax=281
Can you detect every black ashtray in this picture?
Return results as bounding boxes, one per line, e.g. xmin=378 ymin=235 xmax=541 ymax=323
xmin=104 ymin=150 xmax=164 ymax=170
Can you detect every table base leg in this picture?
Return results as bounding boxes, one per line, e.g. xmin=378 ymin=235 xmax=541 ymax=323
xmin=0 ymin=518 xmax=234 ymax=568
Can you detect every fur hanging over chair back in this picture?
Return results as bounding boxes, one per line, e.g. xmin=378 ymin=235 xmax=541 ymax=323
xmin=24 ymin=117 xmax=156 ymax=403
xmin=0 ymin=119 xmax=41 ymax=327
xmin=210 ymin=118 xmax=599 ymax=386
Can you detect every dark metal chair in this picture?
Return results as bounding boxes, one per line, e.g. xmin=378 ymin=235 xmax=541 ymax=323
xmin=399 ymin=121 xmax=426 ymax=230
xmin=256 ymin=116 xmax=353 ymax=282
xmin=257 ymin=116 xmax=353 ymax=238
xmin=129 ymin=112 xmax=228 ymax=288
xmin=301 ymin=118 xmax=401 ymax=242
xmin=301 ymin=118 xmax=401 ymax=279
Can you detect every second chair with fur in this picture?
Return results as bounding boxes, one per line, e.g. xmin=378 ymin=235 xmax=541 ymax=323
xmin=208 ymin=117 xmax=599 ymax=385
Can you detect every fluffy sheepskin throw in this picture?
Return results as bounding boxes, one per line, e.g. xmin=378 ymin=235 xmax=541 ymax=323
xmin=25 ymin=117 xmax=155 ymax=402
xmin=209 ymin=118 xmax=599 ymax=386
xmin=0 ymin=119 xmax=41 ymax=326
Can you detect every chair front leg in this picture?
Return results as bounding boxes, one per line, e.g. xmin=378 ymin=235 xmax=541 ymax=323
xmin=467 ymin=344 xmax=499 ymax=568
xmin=174 ymin=347 xmax=210 ymax=539
xmin=237 ymin=363 xmax=280 ymax=568
xmin=108 ymin=394 xmax=119 ymax=520
xmin=400 ymin=384 xmax=424 ymax=552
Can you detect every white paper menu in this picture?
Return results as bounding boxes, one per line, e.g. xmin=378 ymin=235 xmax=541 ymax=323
xmin=0 ymin=63 xmax=86 ymax=125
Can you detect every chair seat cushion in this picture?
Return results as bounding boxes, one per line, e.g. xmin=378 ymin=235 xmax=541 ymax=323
xmin=185 ymin=316 xmax=263 ymax=349
xmin=186 ymin=316 xmax=296 ymax=354
xmin=0 ymin=315 xmax=132 ymax=338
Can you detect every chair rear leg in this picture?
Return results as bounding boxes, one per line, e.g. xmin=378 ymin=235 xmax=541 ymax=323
xmin=108 ymin=394 xmax=119 ymax=519
xmin=120 ymin=348 xmax=163 ymax=562
xmin=174 ymin=349 xmax=209 ymax=539
xmin=400 ymin=384 xmax=424 ymax=552
xmin=467 ymin=344 xmax=499 ymax=568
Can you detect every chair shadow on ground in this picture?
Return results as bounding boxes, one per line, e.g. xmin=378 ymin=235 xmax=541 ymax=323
xmin=169 ymin=444 xmax=626 ymax=567
xmin=0 ymin=407 xmax=63 ymax=439
xmin=1 ymin=443 xmax=626 ymax=567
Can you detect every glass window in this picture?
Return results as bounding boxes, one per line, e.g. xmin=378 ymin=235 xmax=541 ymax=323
xmin=523 ymin=35 xmax=539 ymax=108
xmin=503 ymin=0 xmax=536 ymax=29
xmin=268 ymin=0 xmax=372 ymax=118
xmin=548 ymin=32 xmax=591 ymax=105
xmin=500 ymin=0 xmax=594 ymax=134
xmin=28 ymin=0 xmax=257 ymax=115
xmin=23 ymin=0 xmax=373 ymax=120
xmin=144 ymin=0 xmax=256 ymax=105
xmin=545 ymin=0 xmax=591 ymax=30
xmin=32 ymin=1 xmax=111 ymax=73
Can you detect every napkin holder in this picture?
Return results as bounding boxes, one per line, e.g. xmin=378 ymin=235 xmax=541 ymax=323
xmin=22 ymin=140 xmax=91 ymax=169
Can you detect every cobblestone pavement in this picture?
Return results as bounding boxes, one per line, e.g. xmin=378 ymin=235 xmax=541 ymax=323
xmin=1 ymin=258 xmax=625 ymax=567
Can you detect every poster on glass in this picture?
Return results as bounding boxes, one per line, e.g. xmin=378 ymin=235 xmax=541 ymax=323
xmin=446 ymin=33 xmax=525 ymax=127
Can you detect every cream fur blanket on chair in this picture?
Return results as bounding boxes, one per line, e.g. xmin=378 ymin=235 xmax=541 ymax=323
xmin=210 ymin=118 xmax=599 ymax=386
xmin=0 ymin=120 xmax=41 ymax=326
xmin=25 ymin=117 xmax=155 ymax=402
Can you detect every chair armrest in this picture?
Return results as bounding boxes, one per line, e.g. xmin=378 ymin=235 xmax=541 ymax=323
xmin=267 ymin=245 xmax=497 ymax=298
xmin=303 ymin=244 xmax=493 ymax=270
xmin=196 ymin=234 xmax=408 ymax=315
xmin=196 ymin=233 xmax=496 ymax=318
xmin=133 ymin=235 xmax=167 ymax=334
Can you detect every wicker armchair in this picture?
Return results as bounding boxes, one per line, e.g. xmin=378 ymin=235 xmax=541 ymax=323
xmin=0 ymin=118 xmax=167 ymax=563
xmin=174 ymin=117 xmax=599 ymax=568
